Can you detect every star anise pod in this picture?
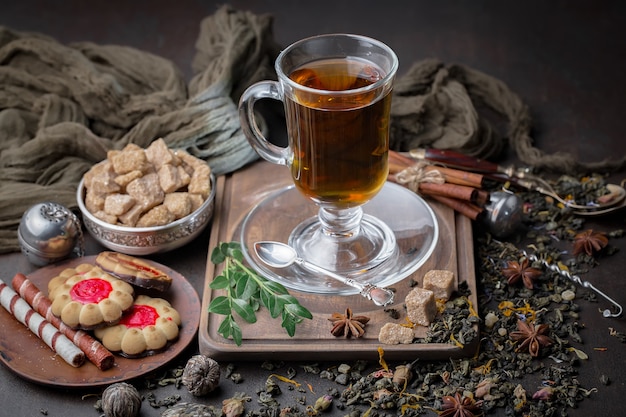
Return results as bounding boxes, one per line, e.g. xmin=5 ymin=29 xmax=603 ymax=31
xmin=501 ymin=258 xmax=542 ymax=289
xmin=440 ymin=392 xmax=484 ymax=417
xmin=573 ymin=229 xmax=608 ymax=256
xmin=510 ymin=319 xmax=553 ymax=357
xmin=328 ymin=307 xmax=370 ymax=338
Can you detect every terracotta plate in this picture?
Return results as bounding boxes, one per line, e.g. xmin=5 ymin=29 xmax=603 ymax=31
xmin=0 ymin=256 xmax=200 ymax=388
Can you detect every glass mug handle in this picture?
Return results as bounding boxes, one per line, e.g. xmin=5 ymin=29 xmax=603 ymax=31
xmin=238 ymin=81 xmax=289 ymax=166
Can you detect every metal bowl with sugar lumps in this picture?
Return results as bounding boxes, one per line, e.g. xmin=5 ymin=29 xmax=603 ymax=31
xmin=76 ymin=173 xmax=216 ymax=256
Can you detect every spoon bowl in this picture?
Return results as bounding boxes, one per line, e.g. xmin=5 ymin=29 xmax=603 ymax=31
xmin=254 ymin=241 xmax=395 ymax=307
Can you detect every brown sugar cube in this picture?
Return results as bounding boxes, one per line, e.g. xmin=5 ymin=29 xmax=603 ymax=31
xmin=145 ymin=138 xmax=176 ymax=169
xmin=85 ymin=189 xmax=106 ymax=213
xmin=157 ymin=164 xmax=181 ymax=194
xmin=405 ymin=287 xmax=437 ymax=326
xmin=104 ymin=194 xmax=136 ymax=216
xmin=423 ymin=270 xmax=456 ymax=301
xmin=114 ymin=170 xmax=143 ymax=189
xmin=177 ymin=165 xmax=191 ymax=188
xmin=126 ymin=173 xmax=164 ymax=211
xmin=188 ymin=163 xmax=211 ymax=197
xmin=89 ymin=170 xmax=120 ymax=196
xmin=118 ymin=204 xmax=144 ymax=227
xmin=83 ymin=161 xmax=114 ymax=189
xmin=177 ymin=149 xmax=206 ymax=171
xmin=188 ymin=193 xmax=205 ymax=212
xmin=106 ymin=149 xmax=120 ymax=162
xmin=136 ymin=205 xmax=175 ymax=227
xmin=92 ymin=210 xmax=117 ymax=225
xmin=378 ymin=323 xmax=415 ymax=345
xmin=110 ymin=144 xmax=148 ymax=175
xmin=163 ymin=193 xmax=192 ymax=219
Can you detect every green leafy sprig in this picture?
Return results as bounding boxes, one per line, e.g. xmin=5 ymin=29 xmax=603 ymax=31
xmin=208 ymin=242 xmax=313 ymax=346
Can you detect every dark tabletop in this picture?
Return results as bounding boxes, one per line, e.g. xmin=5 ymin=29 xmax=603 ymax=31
xmin=1 ymin=1 xmax=625 ymax=416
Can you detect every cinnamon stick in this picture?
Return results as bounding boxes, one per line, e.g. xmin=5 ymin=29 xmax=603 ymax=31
xmin=388 ymin=150 xmax=416 ymax=169
xmin=417 ymin=182 xmax=479 ymax=203
xmin=428 ymin=195 xmax=484 ymax=220
xmin=423 ymin=165 xmax=485 ymax=188
xmin=389 ymin=150 xmax=486 ymax=188
xmin=0 ymin=279 xmax=85 ymax=367
xmin=12 ymin=273 xmax=115 ymax=371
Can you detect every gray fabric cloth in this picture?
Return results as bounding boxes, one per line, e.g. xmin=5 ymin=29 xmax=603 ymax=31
xmin=0 ymin=5 xmax=280 ymax=253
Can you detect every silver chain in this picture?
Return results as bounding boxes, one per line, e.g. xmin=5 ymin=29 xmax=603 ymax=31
xmin=522 ymin=250 xmax=623 ymax=318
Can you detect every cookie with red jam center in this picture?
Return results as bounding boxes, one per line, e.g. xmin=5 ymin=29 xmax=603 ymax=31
xmin=94 ymin=294 xmax=181 ymax=357
xmin=48 ymin=264 xmax=135 ymax=330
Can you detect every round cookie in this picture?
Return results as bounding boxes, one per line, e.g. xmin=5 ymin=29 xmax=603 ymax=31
xmin=94 ymin=295 xmax=181 ymax=357
xmin=48 ymin=264 xmax=135 ymax=330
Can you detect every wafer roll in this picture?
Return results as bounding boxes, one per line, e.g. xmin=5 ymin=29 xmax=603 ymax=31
xmin=0 ymin=279 xmax=85 ymax=367
xmin=12 ymin=273 xmax=115 ymax=371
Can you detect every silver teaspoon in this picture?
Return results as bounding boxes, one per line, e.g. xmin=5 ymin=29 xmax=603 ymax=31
xmin=254 ymin=241 xmax=395 ymax=307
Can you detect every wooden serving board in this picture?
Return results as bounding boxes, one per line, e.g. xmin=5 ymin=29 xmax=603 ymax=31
xmin=199 ymin=161 xmax=478 ymax=361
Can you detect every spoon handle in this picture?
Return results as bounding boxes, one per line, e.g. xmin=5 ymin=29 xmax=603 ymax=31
xmin=295 ymin=259 xmax=394 ymax=307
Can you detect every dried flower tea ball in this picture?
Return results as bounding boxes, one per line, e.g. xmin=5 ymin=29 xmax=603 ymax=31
xmin=101 ymin=382 xmax=142 ymax=417
xmin=182 ymin=354 xmax=221 ymax=396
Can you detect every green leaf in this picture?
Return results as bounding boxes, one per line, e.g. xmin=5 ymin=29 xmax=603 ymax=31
xmin=263 ymin=280 xmax=290 ymax=295
xmin=210 ymin=245 xmax=227 ymax=264
xmin=208 ymin=295 xmax=231 ymax=315
xmin=230 ymin=246 xmax=244 ymax=262
xmin=232 ymin=298 xmax=257 ymax=323
xmin=235 ymin=274 xmax=259 ymax=300
xmin=209 ymin=274 xmax=230 ymax=289
xmin=260 ymin=289 xmax=281 ymax=318
xmin=207 ymin=241 xmax=313 ymax=346
xmin=217 ymin=315 xmax=242 ymax=346
xmin=285 ymin=303 xmax=313 ymax=320
xmin=281 ymin=312 xmax=297 ymax=337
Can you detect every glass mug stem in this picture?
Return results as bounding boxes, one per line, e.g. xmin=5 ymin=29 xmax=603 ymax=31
xmin=239 ymin=34 xmax=399 ymax=275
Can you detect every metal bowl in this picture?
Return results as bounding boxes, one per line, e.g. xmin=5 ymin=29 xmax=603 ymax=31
xmin=76 ymin=173 xmax=216 ymax=255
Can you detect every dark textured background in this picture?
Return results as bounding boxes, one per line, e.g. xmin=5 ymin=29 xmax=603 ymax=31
xmin=0 ymin=1 xmax=624 ymax=416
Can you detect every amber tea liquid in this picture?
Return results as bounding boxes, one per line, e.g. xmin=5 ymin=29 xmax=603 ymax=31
xmin=286 ymin=58 xmax=392 ymax=209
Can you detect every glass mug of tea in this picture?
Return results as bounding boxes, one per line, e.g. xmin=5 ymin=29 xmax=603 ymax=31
xmin=239 ymin=34 xmax=399 ymax=275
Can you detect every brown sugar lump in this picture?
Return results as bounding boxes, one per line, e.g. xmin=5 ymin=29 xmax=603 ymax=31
xmin=92 ymin=210 xmax=118 ymax=225
xmin=118 ymin=204 xmax=144 ymax=227
xmin=177 ymin=165 xmax=191 ymax=188
xmin=126 ymin=173 xmax=164 ymax=211
xmin=188 ymin=193 xmax=205 ymax=212
xmin=83 ymin=160 xmax=114 ymax=190
xmin=48 ymin=265 xmax=135 ymax=330
xmin=188 ymin=163 xmax=211 ymax=197
xmin=110 ymin=144 xmax=148 ymax=174
xmin=378 ymin=323 xmax=414 ymax=344
xmin=81 ymin=140 xmax=212 ymax=228
xmin=158 ymin=164 xmax=182 ymax=193
xmin=104 ymin=194 xmax=136 ymax=217
xmin=422 ymin=270 xmax=456 ymax=301
xmin=163 ymin=193 xmax=192 ymax=219
xmin=94 ymin=295 xmax=181 ymax=357
xmin=145 ymin=138 xmax=178 ymax=169
xmin=405 ymin=287 xmax=437 ymax=326
xmin=136 ymin=205 xmax=175 ymax=227
xmin=114 ymin=169 xmax=143 ymax=189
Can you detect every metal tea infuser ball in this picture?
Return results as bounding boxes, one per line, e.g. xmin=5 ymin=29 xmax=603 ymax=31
xmin=483 ymin=191 xmax=523 ymax=238
xmin=18 ymin=201 xmax=84 ymax=266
